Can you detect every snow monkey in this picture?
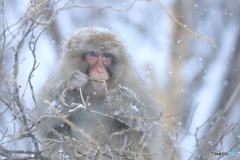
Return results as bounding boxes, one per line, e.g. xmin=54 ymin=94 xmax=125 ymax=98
xmin=35 ymin=27 xmax=161 ymax=160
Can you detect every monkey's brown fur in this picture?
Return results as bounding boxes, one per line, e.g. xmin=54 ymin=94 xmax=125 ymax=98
xmin=35 ymin=27 xmax=161 ymax=160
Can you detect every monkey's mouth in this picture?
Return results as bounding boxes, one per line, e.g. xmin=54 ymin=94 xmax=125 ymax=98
xmin=88 ymin=78 xmax=107 ymax=90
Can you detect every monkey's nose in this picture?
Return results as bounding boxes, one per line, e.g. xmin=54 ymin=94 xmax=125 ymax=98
xmin=97 ymin=68 xmax=105 ymax=74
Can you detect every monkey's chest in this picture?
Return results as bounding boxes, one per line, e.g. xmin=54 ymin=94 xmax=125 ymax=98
xmin=68 ymin=90 xmax=128 ymax=143
xmin=69 ymin=94 xmax=124 ymax=138
xmin=70 ymin=110 xmax=124 ymax=142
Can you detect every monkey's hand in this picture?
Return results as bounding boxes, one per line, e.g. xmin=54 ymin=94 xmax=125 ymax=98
xmin=103 ymin=85 xmax=147 ymax=126
xmin=67 ymin=70 xmax=88 ymax=89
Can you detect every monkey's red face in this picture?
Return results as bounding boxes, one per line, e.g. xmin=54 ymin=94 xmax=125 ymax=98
xmin=86 ymin=51 xmax=113 ymax=88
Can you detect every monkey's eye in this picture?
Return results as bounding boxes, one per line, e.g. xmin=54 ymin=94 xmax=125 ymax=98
xmin=89 ymin=51 xmax=98 ymax=57
xmin=102 ymin=53 xmax=112 ymax=59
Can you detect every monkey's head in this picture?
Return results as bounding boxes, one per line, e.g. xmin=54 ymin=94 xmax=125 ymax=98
xmin=62 ymin=27 xmax=130 ymax=90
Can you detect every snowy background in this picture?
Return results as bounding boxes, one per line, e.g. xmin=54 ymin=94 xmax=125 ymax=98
xmin=1 ymin=0 xmax=240 ymax=159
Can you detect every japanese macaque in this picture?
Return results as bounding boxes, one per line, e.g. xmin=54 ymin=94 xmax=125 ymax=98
xmin=35 ymin=27 xmax=161 ymax=160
